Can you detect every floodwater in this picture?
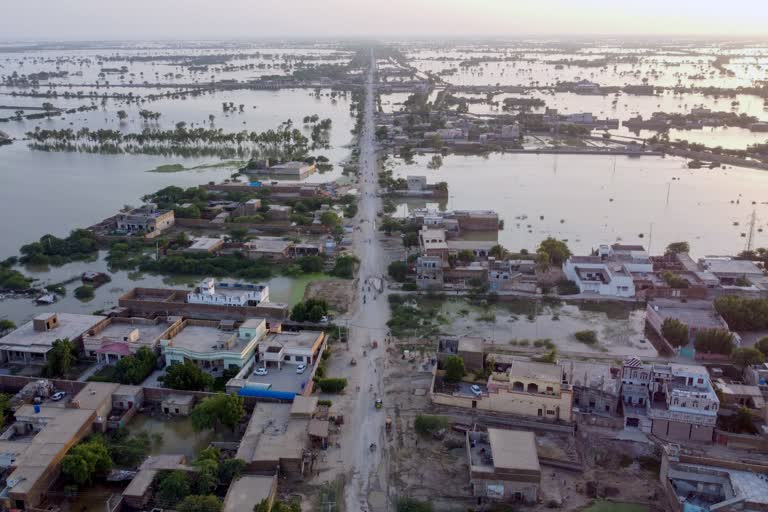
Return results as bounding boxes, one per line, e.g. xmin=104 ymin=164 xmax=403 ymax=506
xmin=0 ymin=250 xmax=328 ymax=325
xmin=128 ymin=413 xmax=239 ymax=459
xmin=391 ymin=152 xmax=768 ymax=257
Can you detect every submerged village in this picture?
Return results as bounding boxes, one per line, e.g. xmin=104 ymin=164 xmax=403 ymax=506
xmin=2 ymin=39 xmax=768 ymax=512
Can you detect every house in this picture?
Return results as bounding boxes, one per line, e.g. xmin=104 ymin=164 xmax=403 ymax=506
xmin=185 ymin=236 xmax=225 ymax=253
xmin=223 ymin=474 xmax=277 ymax=512
xmin=660 ymin=445 xmax=768 ymax=512
xmin=500 ymin=123 xmax=520 ymax=139
xmin=418 ymin=227 xmax=448 ymax=259
xmin=437 ymin=336 xmax=485 ymax=372
xmin=416 ymin=256 xmax=444 ymax=290
xmin=244 ymin=239 xmax=292 ymax=260
xmin=0 ymin=312 xmax=105 ymax=365
xmin=187 ymin=277 xmax=270 ymax=306
xmin=621 ymin=358 xmax=718 ymax=442
xmin=161 ymin=394 xmax=195 ymax=416
xmin=646 ymin=299 xmax=729 ymax=352
xmin=116 ymin=203 xmax=174 ymax=236
xmin=257 ymin=328 xmax=325 ymax=369
xmin=123 ymin=455 xmax=195 ymax=509
xmin=488 ymin=258 xmax=531 ymax=292
xmin=466 ymin=429 xmax=540 ymax=503
xmin=485 ymin=360 xmax=574 ymax=421
xmin=714 ymin=380 xmax=765 ymax=411
xmin=265 ymin=204 xmax=292 ymax=220
xmin=698 ymin=257 xmax=767 ymax=288
xmin=563 ymin=244 xmax=652 ymax=297
xmin=161 ymin=318 xmax=267 ymax=370
xmin=562 ymin=361 xmax=622 ymax=417
xmin=82 ymin=316 xmax=181 ymax=364
xmin=0 ymin=383 xmax=127 ymax=510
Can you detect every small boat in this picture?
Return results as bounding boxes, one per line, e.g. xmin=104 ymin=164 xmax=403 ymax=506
xmin=35 ymin=293 xmax=56 ymax=305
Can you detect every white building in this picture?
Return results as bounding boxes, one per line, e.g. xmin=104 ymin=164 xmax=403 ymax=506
xmin=187 ymin=278 xmax=269 ymax=307
xmin=563 ymin=244 xmax=652 ymax=298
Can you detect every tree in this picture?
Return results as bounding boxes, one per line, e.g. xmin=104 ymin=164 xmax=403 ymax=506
xmin=320 ymin=211 xmax=340 ymax=228
xmin=388 ymin=261 xmax=408 ymax=282
xmin=661 ymin=271 xmax=690 ymax=289
xmin=256 ymin=500 xmax=301 ymax=512
xmin=157 ymin=470 xmax=190 ymax=507
xmin=114 ymin=346 xmax=157 ymax=384
xmin=291 ymin=298 xmax=329 ymax=323
xmin=665 ymin=241 xmax=690 ymax=255
xmin=177 ymin=495 xmax=222 ymax=512
xmin=731 ymin=347 xmax=766 ymax=369
xmin=443 ymin=355 xmax=465 ymax=383
xmin=42 ymin=338 xmax=77 ymax=378
xmin=537 ymin=237 xmax=571 ymax=267
xmin=714 ymin=296 xmax=768 ymax=331
xmin=694 ymin=328 xmax=734 ymax=355
xmin=164 ymin=361 xmax=214 ymax=391
xmin=489 ymin=244 xmax=507 ymax=260
xmin=227 ymin=227 xmax=249 ymax=243
xmin=191 ymin=393 xmax=244 ymax=432
xmin=414 ymin=415 xmax=448 ymax=437
xmin=62 ymin=438 xmax=112 ymax=485
xmin=661 ymin=318 xmax=690 ymax=347
xmin=575 ymin=330 xmax=598 ymax=345
xmin=218 ymin=458 xmax=245 ymax=485
xmin=756 ymin=337 xmax=768 ymax=358
xmin=457 ymin=250 xmax=475 ymax=265
xmin=330 ymin=255 xmax=358 ymax=278
xmin=116 ymin=110 xmax=128 ymax=121
xmin=0 ymin=319 xmax=16 ymax=334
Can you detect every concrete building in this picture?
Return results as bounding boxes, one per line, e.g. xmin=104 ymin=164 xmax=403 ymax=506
xmin=187 ymin=277 xmax=270 ymax=306
xmin=264 ymin=161 xmax=316 ymax=179
xmin=418 ymin=227 xmax=449 ymax=259
xmin=122 ymin=454 xmax=194 ymax=509
xmin=415 ymin=255 xmax=444 ymax=290
xmin=437 ymin=336 xmax=485 ymax=372
xmin=621 ymin=358 xmax=719 ymax=442
xmin=185 ymin=236 xmax=225 ymax=253
xmin=82 ymin=316 xmax=181 ymax=364
xmin=646 ymin=299 xmax=729 ymax=350
xmin=698 ymin=257 xmax=767 ymax=288
xmin=0 ymin=383 xmax=133 ymax=510
xmin=116 ymin=203 xmax=174 ymax=236
xmin=563 ymin=244 xmax=651 ymax=297
xmin=563 ymin=361 xmax=622 ymax=417
xmin=485 ymin=360 xmax=574 ymax=422
xmin=161 ymin=394 xmax=195 ymax=416
xmin=244 ymin=239 xmax=292 ymax=261
xmin=161 ymin=318 xmax=267 ymax=370
xmin=660 ymin=445 xmax=768 ymax=512
xmin=257 ymin=328 xmax=325 ymax=369
xmin=0 ymin=312 xmax=105 ymax=365
xmin=407 ymin=175 xmax=428 ymax=191
xmin=223 ymin=474 xmax=277 ymax=512
xmin=466 ymin=429 xmax=540 ymax=503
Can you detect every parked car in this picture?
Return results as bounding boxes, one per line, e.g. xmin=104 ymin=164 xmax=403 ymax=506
xmin=296 ymin=363 xmax=307 ymax=374
xmin=470 ymin=385 xmax=483 ymax=397
xmin=253 ymin=367 xmax=268 ymax=376
xmin=51 ymin=391 xmax=66 ymax=401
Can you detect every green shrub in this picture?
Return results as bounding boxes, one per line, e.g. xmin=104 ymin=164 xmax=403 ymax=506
xmin=316 ymin=377 xmax=347 ymax=393
xmin=397 ymin=498 xmax=433 ymax=512
xmin=661 ymin=318 xmax=689 ymax=347
xmin=694 ymin=328 xmax=734 ymax=354
xmin=574 ymin=330 xmax=598 ymax=345
xmin=317 ymin=399 xmax=333 ymax=407
xmin=74 ymin=285 xmax=95 ymax=300
xmin=413 ymin=415 xmax=448 ymax=437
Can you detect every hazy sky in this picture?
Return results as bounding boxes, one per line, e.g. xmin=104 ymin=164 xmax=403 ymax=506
xmin=2 ymin=0 xmax=767 ymax=41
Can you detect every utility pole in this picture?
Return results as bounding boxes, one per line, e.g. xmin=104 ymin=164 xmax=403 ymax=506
xmin=746 ymin=209 xmax=757 ymax=253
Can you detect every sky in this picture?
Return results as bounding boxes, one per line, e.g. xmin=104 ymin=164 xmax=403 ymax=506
xmin=1 ymin=0 xmax=767 ymax=41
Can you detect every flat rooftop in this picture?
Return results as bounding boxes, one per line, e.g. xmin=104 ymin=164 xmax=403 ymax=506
xmin=265 ymin=330 xmax=323 ymax=350
xmin=649 ymin=299 xmax=725 ymax=329
xmin=488 ymin=429 xmax=540 ymax=472
xmin=236 ymin=403 xmax=306 ymax=464
xmin=506 ymin=360 xmax=562 ymax=382
xmin=166 ymin=324 xmax=241 ymax=353
xmin=700 ymin=258 xmax=763 ymax=276
xmin=224 ymin=475 xmax=276 ymax=512
xmin=564 ymin=361 xmax=620 ymax=394
xmin=187 ymin=237 xmax=223 ymax=251
xmin=90 ymin=319 xmax=169 ymax=344
xmin=247 ymin=239 xmax=292 ymax=252
xmin=0 ymin=313 xmax=105 ymax=353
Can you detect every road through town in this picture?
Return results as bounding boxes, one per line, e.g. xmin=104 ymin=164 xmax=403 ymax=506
xmin=342 ymin=49 xmax=391 ymax=512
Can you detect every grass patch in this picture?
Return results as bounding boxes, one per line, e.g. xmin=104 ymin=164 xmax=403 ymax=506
xmin=87 ymin=365 xmax=119 ymax=383
xmin=575 ymin=330 xmax=598 ymax=345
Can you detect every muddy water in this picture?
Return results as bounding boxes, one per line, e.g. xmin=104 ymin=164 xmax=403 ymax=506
xmin=391 ymin=152 xmax=768 ymax=257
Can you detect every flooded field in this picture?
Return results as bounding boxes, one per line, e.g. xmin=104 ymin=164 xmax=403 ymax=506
xmin=127 ymin=413 xmax=238 ymax=459
xmin=437 ymin=299 xmax=653 ymax=357
xmin=391 ymin=152 xmax=768 ymax=256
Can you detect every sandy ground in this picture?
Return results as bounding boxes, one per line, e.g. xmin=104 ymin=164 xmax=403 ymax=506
xmin=304 ymin=278 xmax=355 ymax=313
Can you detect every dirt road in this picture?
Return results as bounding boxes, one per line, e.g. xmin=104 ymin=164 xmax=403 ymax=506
xmin=341 ymin=49 xmax=391 ymax=512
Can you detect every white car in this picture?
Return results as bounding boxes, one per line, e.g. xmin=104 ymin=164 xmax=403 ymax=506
xmin=470 ymin=385 xmax=483 ymax=397
xmin=51 ymin=391 xmax=66 ymax=401
xmin=253 ymin=367 xmax=268 ymax=376
xmin=296 ymin=363 xmax=307 ymax=374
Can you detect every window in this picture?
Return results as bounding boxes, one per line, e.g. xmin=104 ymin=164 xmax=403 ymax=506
xmin=697 ymin=378 xmax=704 ymax=384
xmin=547 ymin=410 xmax=555 ymax=415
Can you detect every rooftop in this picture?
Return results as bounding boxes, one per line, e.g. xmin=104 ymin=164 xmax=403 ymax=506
xmin=699 ymin=257 xmax=763 ymax=276
xmin=246 ymin=239 xmax=292 ymax=253
xmin=564 ymin=361 xmax=620 ymax=394
xmin=0 ymin=313 xmax=105 ymax=353
xmin=264 ymin=330 xmax=323 ymax=351
xmin=488 ymin=429 xmax=540 ymax=472
xmin=223 ymin=475 xmax=276 ymax=512
xmin=85 ymin=317 xmax=171 ymax=346
xmin=458 ymin=336 xmax=484 ymax=354
xmin=649 ymin=299 xmax=726 ymax=329
xmin=290 ymin=396 xmax=318 ymax=417
xmin=235 ymin=403 xmax=307 ymax=465
xmin=187 ymin=237 xmax=224 ymax=251
xmin=506 ymin=360 xmax=562 ymax=382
